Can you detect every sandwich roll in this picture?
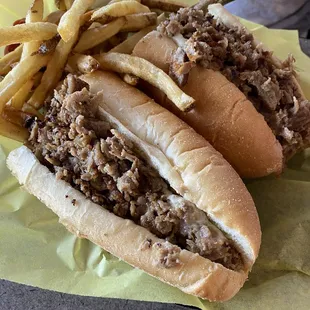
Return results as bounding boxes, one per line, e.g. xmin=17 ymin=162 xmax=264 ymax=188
xmin=8 ymin=71 xmax=261 ymax=301
xmin=133 ymin=31 xmax=283 ymax=178
xmin=132 ymin=3 xmax=310 ymax=178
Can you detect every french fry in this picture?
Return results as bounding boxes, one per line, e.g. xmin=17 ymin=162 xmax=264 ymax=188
xmin=30 ymin=0 xmax=87 ymax=108
xmin=35 ymin=36 xmax=60 ymax=56
xmin=120 ymin=12 xmax=157 ymax=32
xmin=95 ymin=53 xmax=195 ymax=111
xmin=7 ymin=79 xmax=34 ymax=110
xmin=91 ymin=1 xmax=150 ymax=21
xmin=26 ymin=0 xmax=44 ymax=23
xmin=109 ymin=25 xmax=155 ymax=53
xmin=74 ymin=17 xmax=126 ymax=53
xmin=22 ymin=103 xmax=44 ymax=120
xmin=150 ymin=8 xmax=164 ymax=15
xmin=0 ymin=45 xmax=23 ymax=75
xmin=64 ymin=0 xmax=74 ymax=10
xmin=156 ymin=12 xmax=167 ymax=24
xmin=30 ymin=71 xmax=44 ymax=89
xmin=2 ymin=107 xmax=31 ymax=128
xmin=58 ymin=0 xmax=95 ymax=42
xmin=141 ymin=0 xmax=186 ymax=12
xmin=0 ymin=115 xmax=28 ymax=142
xmin=109 ymin=0 xmax=141 ymax=3
xmin=21 ymin=0 xmax=44 ymax=60
xmin=88 ymin=22 xmax=103 ymax=29
xmin=0 ymin=54 xmax=50 ymax=114
xmin=80 ymin=10 xmax=95 ymax=25
xmin=122 ymin=73 xmax=139 ymax=85
xmin=55 ymin=0 xmax=66 ymax=10
xmin=67 ymin=54 xmax=100 ymax=74
xmin=45 ymin=10 xmax=65 ymax=25
xmin=28 ymin=35 xmax=78 ymax=109
xmin=8 ymin=72 xmax=43 ymax=110
xmin=91 ymin=41 xmax=113 ymax=54
xmin=108 ymin=34 xmax=124 ymax=48
xmin=0 ymin=23 xmax=58 ymax=47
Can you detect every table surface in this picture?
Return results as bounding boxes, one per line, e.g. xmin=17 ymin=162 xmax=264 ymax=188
xmin=1 ymin=2 xmax=310 ymax=310
xmin=0 ymin=279 xmax=198 ymax=310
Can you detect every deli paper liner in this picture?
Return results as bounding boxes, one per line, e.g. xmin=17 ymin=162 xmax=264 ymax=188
xmin=0 ymin=1 xmax=310 ymax=309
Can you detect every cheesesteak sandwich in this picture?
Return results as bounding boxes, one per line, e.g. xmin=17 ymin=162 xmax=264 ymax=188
xmin=133 ymin=2 xmax=310 ymax=178
xmin=7 ymin=71 xmax=261 ymax=301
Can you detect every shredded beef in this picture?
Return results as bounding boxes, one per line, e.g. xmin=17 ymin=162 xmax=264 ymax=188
xmin=158 ymin=4 xmax=310 ymax=159
xmin=27 ymin=74 xmax=243 ymax=271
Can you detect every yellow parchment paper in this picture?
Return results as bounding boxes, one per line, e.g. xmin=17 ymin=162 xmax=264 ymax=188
xmin=1 ymin=1 xmax=310 ymax=309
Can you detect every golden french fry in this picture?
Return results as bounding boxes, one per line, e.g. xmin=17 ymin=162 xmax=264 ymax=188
xmin=22 ymin=103 xmax=44 ymax=120
xmin=67 ymin=54 xmax=100 ymax=74
xmin=156 ymin=12 xmax=167 ymax=24
xmin=91 ymin=1 xmax=150 ymax=21
xmin=74 ymin=17 xmax=126 ymax=53
xmin=95 ymin=53 xmax=195 ymax=111
xmin=28 ymin=35 xmax=78 ymax=109
xmin=55 ymin=0 xmax=66 ymax=10
xmin=109 ymin=25 xmax=155 ymax=53
xmin=108 ymin=34 xmax=124 ymax=47
xmin=0 ymin=115 xmax=28 ymax=142
xmin=30 ymin=0 xmax=87 ymax=108
xmin=21 ymin=0 xmax=44 ymax=60
xmin=26 ymin=0 xmax=44 ymax=23
xmin=0 ymin=23 xmax=58 ymax=47
xmin=150 ymin=8 xmax=163 ymax=14
xmin=32 ymin=71 xmax=44 ymax=88
xmin=122 ymin=73 xmax=139 ymax=85
xmin=109 ymin=0 xmax=141 ymax=3
xmin=120 ymin=12 xmax=157 ymax=32
xmin=2 ymin=107 xmax=30 ymax=128
xmin=0 ymin=54 xmax=50 ymax=114
xmin=80 ymin=10 xmax=95 ymax=25
xmin=7 ymin=79 xmax=34 ymax=110
xmin=64 ymin=0 xmax=74 ymax=10
xmin=88 ymin=22 xmax=103 ymax=29
xmin=0 ymin=45 xmax=23 ymax=75
xmin=91 ymin=41 xmax=113 ymax=54
xmin=44 ymin=10 xmax=65 ymax=24
xmin=34 ymin=36 xmax=60 ymax=56
xmin=141 ymin=0 xmax=186 ymax=12
xmin=58 ymin=0 xmax=95 ymax=42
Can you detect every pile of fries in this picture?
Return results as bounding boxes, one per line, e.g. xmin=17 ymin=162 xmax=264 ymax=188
xmin=0 ymin=0 xmax=195 ymax=142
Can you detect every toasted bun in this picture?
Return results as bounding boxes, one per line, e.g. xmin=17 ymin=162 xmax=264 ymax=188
xmin=133 ymin=31 xmax=283 ymax=178
xmin=8 ymin=71 xmax=261 ymax=301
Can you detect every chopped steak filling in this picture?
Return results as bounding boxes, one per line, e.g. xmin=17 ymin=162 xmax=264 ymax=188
xmin=158 ymin=6 xmax=310 ymax=159
xmin=26 ymin=75 xmax=242 ymax=270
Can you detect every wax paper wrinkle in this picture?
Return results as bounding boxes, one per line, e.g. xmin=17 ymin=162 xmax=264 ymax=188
xmin=1 ymin=1 xmax=310 ymax=309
